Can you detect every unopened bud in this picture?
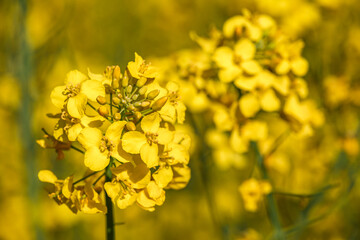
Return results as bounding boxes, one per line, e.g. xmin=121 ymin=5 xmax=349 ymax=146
xmin=113 ymin=66 xmax=121 ymax=80
xmin=138 ymin=86 xmax=147 ymax=95
xmin=112 ymin=96 xmax=120 ymax=105
xmin=134 ymin=111 xmax=142 ymax=120
xmin=126 ymin=122 xmax=136 ymax=131
xmin=136 ymin=77 xmax=147 ymax=88
xmin=96 ymin=96 xmax=107 ymax=105
xmin=122 ymin=72 xmax=129 ymax=87
xmin=147 ymin=89 xmax=160 ymax=100
xmin=132 ymin=94 xmax=139 ymax=101
xmin=141 ymin=101 xmax=151 ymax=108
xmin=98 ymin=106 xmax=109 ymax=117
xmin=128 ymin=104 xmax=136 ymax=111
xmin=126 ymin=85 xmax=133 ymax=94
xmin=117 ymin=93 xmax=123 ymax=99
xmin=151 ymin=96 xmax=168 ymax=111
xmin=114 ymin=112 xmax=121 ymax=120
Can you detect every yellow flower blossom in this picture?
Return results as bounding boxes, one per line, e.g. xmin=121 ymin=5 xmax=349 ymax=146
xmin=127 ymin=52 xmax=157 ymax=80
xmin=238 ymin=178 xmax=272 ymax=212
xmin=77 ymin=121 xmax=129 ymax=171
xmin=50 ymin=70 xmax=105 ymax=118
xmin=122 ymin=112 xmax=174 ymax=168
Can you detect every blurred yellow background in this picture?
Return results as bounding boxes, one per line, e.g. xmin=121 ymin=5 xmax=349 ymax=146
xmin=1 ymin=0 xmax=360 ymax=239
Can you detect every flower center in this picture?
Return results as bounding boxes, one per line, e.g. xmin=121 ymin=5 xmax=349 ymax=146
xmin=63 ymin=84 xmax=81 ymax=98
xmin=145 ymin=132 xmax=158 ymax=145
xmin=99 ymin=137 xmax=114 ymax=153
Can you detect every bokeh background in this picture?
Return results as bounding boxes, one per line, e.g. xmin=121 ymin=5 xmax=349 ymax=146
xmin=1 ymin=0 xmax=360 ymax=239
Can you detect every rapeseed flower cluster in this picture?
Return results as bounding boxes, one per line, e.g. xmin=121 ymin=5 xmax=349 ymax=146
xmin=38 ymin=53 xmax=191 ymax=213
xmin=157 ymin=10 xmax=323 ymax=212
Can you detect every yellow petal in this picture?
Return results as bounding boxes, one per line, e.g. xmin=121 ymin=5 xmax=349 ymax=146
xmin=159 ymin=103 xmax=176 ymax=124
xmin=234 ymin=75 xmax=257 ymax=91
xmin=78 ymin=127 xmax=103 ymax=149
xmin=84 ymin=147 xmax=110 ymax=171
xmin=111 ymin=140 xmax=133 ymax=163
xmin=67 ymin=93 xmax=87 ymax=119
xmin=213 ymin=47 xmax=234 ymax=68
xmin=67 ymin=123 xmax=83 ymax=141
xmin=219 ymin=65 xmax=241 ymax=83
xmin=127 ymin=52 xmax=143 ymax=79
xmin=223 ymin=15 xmax=247 ymax=38
xmin=234 ymin=39 xmax=256 ymax=60
xmin=80 ymin=115 xmax=105 ymax=128
xmin=140 ymin=143 xmax=159 ymax=168
xmin=105 ymin=121 xmax=127 ymax=144
xmin=104 ymin=182 xmax=121 ymax=201
xmin=65 ymin=70 xmax=87 ymax=85
xmin=239 ymin=93 xmax=260 ymax=118
xmin=153 ymin=167 xmax=173 ymax=188
xmin=291 ymin=57 xmax=308 ymax=76
xmin=230 ymin=128 xmax=249 ymax=153
xmin=117 ymin=192 xmax=137 ymax=209
xmin=157 ymin=128 xmax=174 ymax=145
xmin=260 ymin=89 xmax=280 ymax=112
xmin=168 ymin=143 xmax=190 ymax=164
xmin=241 ymin=121 xmax=268 ymax=141
xmin=80 ymin=80 xmax=106 ymax=102
xmin=275 ymin=60 xmax=290 ymax=75
xmin=175 ymin=102 xmax=186 ymax=124
xmin=62 ymin=176 xmax=74 ymax=198
xmin=146 ymin=181 xmax=162 ymax=199
xmin=141 ymin=112 xmax=161 ymax=133
xmin=241 ymin=60 xmax=262 ymax=75
xmin=50 ymin=86 xmax=67 ymax=109
xmin=122 ymin=131 xmax=147 ymax=154
xmin=38 ymin=170 xmax=58 ymax=183
xmin=137 ymin=190 xmax=156 ymax=209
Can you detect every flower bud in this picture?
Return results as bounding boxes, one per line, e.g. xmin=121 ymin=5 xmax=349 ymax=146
xmin=112 ymin=96 xmax=120 ymax=105
xmin=132 ymin=94 xmax=139 ymax=101
xmin=98 ymin=106 xmax=109 ymax=117
xmin=96 ymin=96 xmax=107 ymax=105
xmin=126 ymin=85 xmax=133 ymax=94
xmin=151 ymin=96 xmax=168 ymax=111
xmin=122 ymin=72 xmax=129 ymax=87
xmin=114 ymin=112 xmax=121 ymax=120
xmin=113 ymin=66 xmax=121 ymax=80
xmin=136 ymin=77 xmax=147 ymax=87
xmin=126 ymin=122 xmax=136 ymax=131
xmin=138 ymin=86 xmax=147 ymax=95
xmin=147 ymin=89 xmax=160 ymax=100
xmin=141 ymin=101 xmax=151 ymax=108
xmin=134 ymin=111 xmax=142 ymax=120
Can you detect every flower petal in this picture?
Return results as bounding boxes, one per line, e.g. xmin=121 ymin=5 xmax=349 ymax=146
xmin=67 ymin=93 xmax=87 ymax=119
xmin=78 ymin=127 xmax=103 ymax=149
xmin=65 ymin=70 xmax=87 ymax=85
xmin=50 ymin=86 xmax=67 ymax=109
xmin=80 ymin=80 xmax=106 ymax=102
xmin=38 ymin=170 xmax=58 ymax=183
xmin=105 ymin=121 xmax=127 ymax=144
xmin=67 ymin=123 xmax=83 ymax=141
xmin=141 ymin=112 xmax=161 ymax=133
xmin=157 ymin=128 xmax=174 ymax=145
xmin=122 ymin=131 xmax=147 ymax=154
xmin=84 ymin=147 xmax=109 ymax=171
xmin=140 ymin=143 xmax=159 ymax=168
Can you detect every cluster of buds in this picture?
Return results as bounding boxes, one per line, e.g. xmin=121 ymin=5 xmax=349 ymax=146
xmin=38 ymin=53 xmax=191 ymax=213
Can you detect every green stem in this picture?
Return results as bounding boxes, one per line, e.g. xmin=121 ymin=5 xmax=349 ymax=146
xmin=252 ymin=142 xmax=285 ymax=240
xmin=105 ymin=161 xmax=115 ymax=240
xmin=73 ymin=171 xmax=99 ymax=185
xmin=70 ymin=145 xmax=85 ymax=154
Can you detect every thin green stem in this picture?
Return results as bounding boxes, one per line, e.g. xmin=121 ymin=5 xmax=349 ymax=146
xmin=93 ymin=172 xmax=105 ymax=186
xmin=87 ymin=102 xmax=97 ymax=111
xmin=105 ymin=159 xmax=115 ymax=240
xmin=70 ymin=145 xmax=84 ymax=154
xmin=73 ymin=171 xmax=99 ymax=185
xmin=252 ymin=142 xmax=285 ymax=240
